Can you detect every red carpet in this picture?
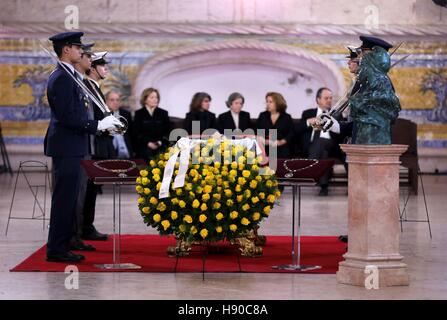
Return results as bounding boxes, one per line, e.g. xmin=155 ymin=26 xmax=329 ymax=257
xmin=11 ymin=235 xmax=345 ymax=273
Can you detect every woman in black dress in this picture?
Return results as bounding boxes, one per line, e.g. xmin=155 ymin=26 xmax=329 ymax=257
xmin=256 ymin=92 xmax=294 ymax=159
xmin=184 ymin=92 xmax=217 ymax=136
xmin=133 ymin=88 xmax=171 ymax=161
xmin=217 ymin=92 xmax=252 ymax=136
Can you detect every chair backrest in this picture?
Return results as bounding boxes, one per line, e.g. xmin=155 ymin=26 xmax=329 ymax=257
xmin=391 ymin=118 xmax=418 ymax=156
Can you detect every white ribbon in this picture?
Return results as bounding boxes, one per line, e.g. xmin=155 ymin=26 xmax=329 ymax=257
xmin=158 ymin=136 xmax=262 ymax=199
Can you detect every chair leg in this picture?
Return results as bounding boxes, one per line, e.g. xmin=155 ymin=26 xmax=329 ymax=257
xmin=418 ymin=164 xmax=432 ymax=238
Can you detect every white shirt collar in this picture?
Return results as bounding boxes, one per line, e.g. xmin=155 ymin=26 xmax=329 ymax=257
xmin=60 ymin=61 xmax=75 ymax=74
xmin=87 ymin=77 xmax=100 ymax=88
xmin=317 ymin=106 xmax=330 ymax=115
xmin=145 ymin=105 xmax=157 ymax=116
xmin=74 ymin=68 xmax=85 ymax=80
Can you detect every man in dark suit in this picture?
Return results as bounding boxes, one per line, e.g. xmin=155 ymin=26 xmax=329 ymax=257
xmin=105 ymin=90 xmax=134 ymax=159
xmin=295 ymin=87 xmax=343 ymax=196
xmin=217 ymin=92 xmax=252 ymax=136
xmin=45 ymin=32 xmax=122 ymax=263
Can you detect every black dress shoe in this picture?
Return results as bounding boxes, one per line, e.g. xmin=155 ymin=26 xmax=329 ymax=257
xmin=338 ymin=235 xmax=348 ymax=243
xmin=46 ymin=251 xmax=83 ymax=263
xmin=319 ymin=187 xmax=329 ymax=196
xmin=82 ymin=230 xmax=108 ymax=241
xmin=70 ymin=241 xmax=96 ymax=251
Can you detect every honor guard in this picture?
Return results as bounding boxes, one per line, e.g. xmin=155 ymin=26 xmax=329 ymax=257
xmin=45 ymin=32 xmax=122 ymax=263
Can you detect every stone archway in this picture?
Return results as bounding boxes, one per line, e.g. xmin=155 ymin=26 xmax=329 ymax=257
xmin=133 ymin=40 xmax=345 ymax=118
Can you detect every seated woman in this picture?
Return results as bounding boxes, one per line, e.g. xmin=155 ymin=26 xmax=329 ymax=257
xmin=184 ymin=92 xmax=217 ymax=136
xmin=133 ymin=88 xmax=171 ymax=161
xmin=256 ymin=92 xmax=294 ymax=159
xmin=217 ymin=92 xmax=251 ymax=136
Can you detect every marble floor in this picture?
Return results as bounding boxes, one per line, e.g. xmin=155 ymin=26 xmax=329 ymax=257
xmin=0 ymin=171 xmax=446 ymax=300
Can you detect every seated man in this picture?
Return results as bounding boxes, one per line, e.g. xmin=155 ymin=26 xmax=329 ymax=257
xmin=295 ymin=87 xmax=344 ymax=196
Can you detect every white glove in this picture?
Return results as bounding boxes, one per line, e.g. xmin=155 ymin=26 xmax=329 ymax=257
xmin=322 ymin=115 xmax=340 ymax=133
xmin=97 ymin=115 xmax=124 ymax=131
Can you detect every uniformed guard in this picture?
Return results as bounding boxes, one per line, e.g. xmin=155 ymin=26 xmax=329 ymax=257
xmin=45 ymin=32 xmax=122 ymax=263
xmin=81 ymin=51 xmax=114 ymax=241
xmin=323 ymin=35 xmax=395 ymax=142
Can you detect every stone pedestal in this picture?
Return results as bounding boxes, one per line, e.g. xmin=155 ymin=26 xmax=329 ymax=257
xmin=336 ymin=144 xmax=410 ymax=287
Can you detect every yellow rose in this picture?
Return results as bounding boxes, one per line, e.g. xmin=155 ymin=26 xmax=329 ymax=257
xmin=266 ymin=180 xmax=273 ymax=188
xmin=251 ymin=196 xmax=259 ymax=204
xmin=153 ymin=174 xmax=160 ymax=182
xmin=235 ymin=185 xmax=242 ymax=192
xmin=213 ymin=202 xmax=221 ymax=209
xmin=179 ymin=200 xmax=186 ymax=208
xmin=255 ymin=175 xmax=262 ymax=182
xmin=241 ymin=217 xmax=250 ymax=226
xmin=199 ymin=214 xmax=207 ymax=223
xmin=142 ymin=207 xmax=150 ymax=214
xmin=203 ymin=185 xmax=213 ymax=194
xmin=229 ymin=224 xmax=237 ymax=232
xmin=190 ymin=226 xmax=198 ymax=234
xmin=161 ymin=220 xmax=170 ymax=230
xmin=244 ymin=189 xmax=251 ymax=198
xmin=214 ymin=162 xmax=221 ymax=169
xmin=264 ymin=206 xmax=271 ymax=215
xmin=183 ymin=215 xmax=193 ymax=223
xmin=200 ymin=203 xmax=208 ymax=211
xmin=179 ymin=224 xmax=186 ymax=232
xmin=140 ymin=170 xmax=148 ymax=177
xmin=275 ymin=190 xmax=281 ymax=197
xmin=229 ymin=169 xmax=237 ymax=177
xmin=237 ymin=177 xmax=246 ymax=185
xmin=237 ymin=195 xmax=243 ymax=203
xmin=230 ymin=211 xmax=239 ymax=219
xmin=259 ymin=192 xmax=265 ymax=199
xmin=171 ymin=198 xmax=179 ymax=205
xmin=149 ymin=160 xmax=156 ymax=167
xmin=226 ymin=199 xmax=234 ymax=206
xmin=189 ymin=169 xmax=197 ymax=177
xmin=200 ymin=228 xmax=208 ymax=239
xmin=144 ymin=188 xmax=151 ymax=195
xmin=202 ymin=193 xmax=210 ymax=202
xmin=150 ymin=197 xmax=158 ymax=205
xmin=238 ymin=156 xmax=247 ymax=164
xmin=216 ymin=212 xmax=224 ymax=221
xmin=137 ymin=197 xmax=145 ymax=204
xmin=153 ymin=214 xmax=161 ymax=222
xmin=238 ymin=163 xmax=245 ymax=171
xmin=141 ymin=177 xmax=149 ymax=185
xmin=136 ymin=177 xmax=142 ymax=184
xmin=250 ymin=180 xmax=258 ymax=189
xmin=196 ymin=186 xmax=203 ymax=194
xmin=156 ymin=182 xmax=161 ymax=190
xmin=171 ymin=211 xmax=178 ymax=220
xmin=224 ymin=190 xmax=232 ymax=197
xmin=231 ymin=162 xmax=238 ymax=170
xmin=242 ymin=203 xmax=250 ymax=211
xmin=252 ymin=212 xmax=261 ymax=221
xmin=192 ymin=199 xmax=200 ymax=208
xmin=267 ymin=194 xmax=276 ymax=203
xmin=136 ymin=185 xmax=143 ymax=193
xmin=213 ymin=193 xmax=221 ymax=201
xmin=216 ymin=226 xmax=223 ymax=233
xmin=157 ymin=202 xmax=167 ymax=212
xmin=242 ymin=170 xmax=251 ymax=178
xmin=151 ymin=168 xmax=161 ymax=175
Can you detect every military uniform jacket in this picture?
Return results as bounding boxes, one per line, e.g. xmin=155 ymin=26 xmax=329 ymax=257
xmin=44 ymin=64 xmax=98 ymax=157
